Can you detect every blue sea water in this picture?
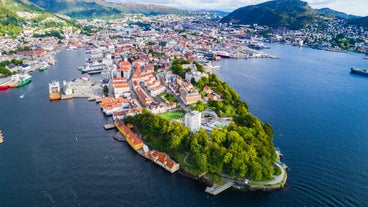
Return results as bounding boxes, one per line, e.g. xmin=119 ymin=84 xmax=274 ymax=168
xmin=0 ymin=46 xmax=367 ymax=206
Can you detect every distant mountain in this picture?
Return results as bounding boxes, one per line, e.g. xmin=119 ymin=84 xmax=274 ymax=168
xmin=28 ymin=0 xmax=122 ymax=18
xmin=112 ymin=2 xmax=188 ymax=16
xmin=317 ymin=8 xmax=360 ymax=20
xmin=349 ymin=16 xmax=368 ymax=28
xmin=198 ymin=10 xmax=230 ymax=16
xmin=28 ymin=0 xmax=188 ymax=18
xmin=220 ymin=0 xmax=317 ymax=29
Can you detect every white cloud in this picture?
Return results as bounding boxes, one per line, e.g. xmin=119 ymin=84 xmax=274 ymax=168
xmin=110 ymin=0 xmax=368 ymax=16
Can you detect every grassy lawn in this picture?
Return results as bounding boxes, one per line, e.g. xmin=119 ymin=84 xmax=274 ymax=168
xmin=159 ymin=111 xmax=185 ymax=120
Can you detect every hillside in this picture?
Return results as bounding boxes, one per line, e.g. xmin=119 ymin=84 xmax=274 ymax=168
xmin=317 ymin=8 xmax=359 ymax=20
xmin=0 ymin=5 xmax=23 ymax=36
xmin=0 ymin=0 xmax=80 ymax=36
xmin=28 ymin=0 xmax=121 ymax=18
xmin=220 ymin=0 xmax=317 ymax=29
xmin=28 ymin=0 xmax=187 ymax=18
xmin=349 ymin=16 xmax=368 ymax=28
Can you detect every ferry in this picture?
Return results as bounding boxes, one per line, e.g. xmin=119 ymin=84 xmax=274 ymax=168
xmin=216 ymin=51 xmax=231 ymax=58
xmin=49 ymin=80 xmax=61 ymax=101
xmin=81 ymin=62 xmax=105 ymax=74
xmin=351 ymin=67 xmax=368 ymax=76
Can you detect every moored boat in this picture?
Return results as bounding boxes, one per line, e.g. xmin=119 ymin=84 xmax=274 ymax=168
xmin=351 ymin=67 xmax=368 ymax=76
xmin=16 ymin=74 xmax=32 ymax=87
xmin=49 ymin=80 xmax=61 ymax=101
xmin=6 ymin=74 xmax=32 ymax=88
xmin=39 ymin=67 xmax=47 ymax=72
xmin=0 ymin=85 xmax=9 ymax=90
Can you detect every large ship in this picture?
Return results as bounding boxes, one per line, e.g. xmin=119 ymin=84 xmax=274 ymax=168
xmin=81 ymin=62 xmax=104 ymax=74
xmin=351 ymin=67 xmax=368 ymax=76
xmin=215 ymin=51 xmax=231 ymax=58
xmin=49 ymin=80 xmax=61 ymax=101
xmin=7 ymin=74 xmax=32 ymax=88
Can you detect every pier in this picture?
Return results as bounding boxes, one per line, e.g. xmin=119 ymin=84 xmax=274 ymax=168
xmin=205 ymin=181 xmax=234 ymax=195
xmin=113 ymin=132 xmax=126 ymax=142
xmin=104 ymin=123 xmax=116 ymax=130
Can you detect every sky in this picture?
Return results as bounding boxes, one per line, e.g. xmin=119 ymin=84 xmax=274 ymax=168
xmin=109 ymin=0 xmax=368 ymax=16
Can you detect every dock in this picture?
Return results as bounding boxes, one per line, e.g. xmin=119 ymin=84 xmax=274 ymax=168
xmin=113 ymin=132 xmax=126 ymax=142
xmin=205 ymin=181 xmax=234 ymax=195
xmin=104 ymin=124 xmax=116 ymax=130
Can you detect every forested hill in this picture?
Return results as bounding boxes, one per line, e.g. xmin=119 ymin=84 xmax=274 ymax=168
xmin=28 ymin=0 xmax=188 ymax=19
xmin=349 ymin=16 xmax=368 ymax=28
xmin=220 ymin=0 xmax=317 ymax=30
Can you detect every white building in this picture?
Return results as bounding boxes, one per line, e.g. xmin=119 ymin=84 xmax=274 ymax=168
xmin=184 ymin=110 xmax=201 ymax=132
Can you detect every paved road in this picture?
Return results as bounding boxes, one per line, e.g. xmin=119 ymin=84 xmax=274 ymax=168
xmin=250 ymin=163 xmax=286 ymax=185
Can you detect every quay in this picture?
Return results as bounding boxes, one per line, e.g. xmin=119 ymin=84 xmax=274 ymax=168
xmin=205 ymin=181 xmax=234 ymax=195
xmin=113 ymin=131 xmax=126 ymax=142
xmin=104 ymin=123 xmax=116 ymax=130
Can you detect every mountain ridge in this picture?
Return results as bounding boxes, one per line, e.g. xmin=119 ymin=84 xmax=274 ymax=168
xmin=316 ymin=8 xmax=360 ymax=20
xmin=28 ymin=0 xmax=188 ymax=18
xmin=220 ymin=0 xmax=317 ymax=29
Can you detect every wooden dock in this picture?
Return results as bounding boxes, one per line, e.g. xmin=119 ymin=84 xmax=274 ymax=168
xmin=205 ymin=181 xmax=234 ymax=195
xmin=104 ymin=123 xmax=116 ymax=130
xmin=113 ymin=132 xmax=126 ymax=142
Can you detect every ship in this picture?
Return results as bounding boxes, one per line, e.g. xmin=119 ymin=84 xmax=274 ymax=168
xmin=81 ymin=62 xmax=104 ymax=74
xmin=351 ymin=67 xmax=368 ymax=76
xmin=215 ymin=51 xmax=231 ymax=58
xmin=39 ymin=67 xmax=47 ymax=72
xmin=49 ymin=80 xmax=61 ymax=101
xmin=7 ymin=74 xmax=32 ymax=88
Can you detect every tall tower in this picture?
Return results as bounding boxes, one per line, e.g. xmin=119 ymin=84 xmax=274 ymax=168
xmin=184 ymin=110 xmax=201 ymax=132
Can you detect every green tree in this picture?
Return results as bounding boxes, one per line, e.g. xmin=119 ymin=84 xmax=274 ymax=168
xmin=103 ymin=85 xmax=109 ymax=97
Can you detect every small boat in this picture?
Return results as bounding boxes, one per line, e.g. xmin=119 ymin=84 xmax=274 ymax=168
xmin=351 ymin=67 xmax=368 ymax=76
xmin=0 ymin=85 xmax=9 ymax=90
xmin=0 ymin=130 xmax=3 ymax=144
xmin=39 ymin=67 xmax=47 ymax=72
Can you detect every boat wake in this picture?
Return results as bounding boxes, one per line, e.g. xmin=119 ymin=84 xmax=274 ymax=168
xmin=70 ymin=186 xmax=81 ymax=207
xmin=42 ymin=191 xmax=56 ymax=207
xmin=19 ymin=92 xmax=27 ymax=99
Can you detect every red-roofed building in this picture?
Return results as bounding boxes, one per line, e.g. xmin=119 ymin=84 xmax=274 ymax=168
xmin=117 ymin=61 xmax=131 ymax=79
xmin=134 ymin=85 xmax=153 ymax=106
xmin=149 ymin=150 xmax=180 ymax=173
